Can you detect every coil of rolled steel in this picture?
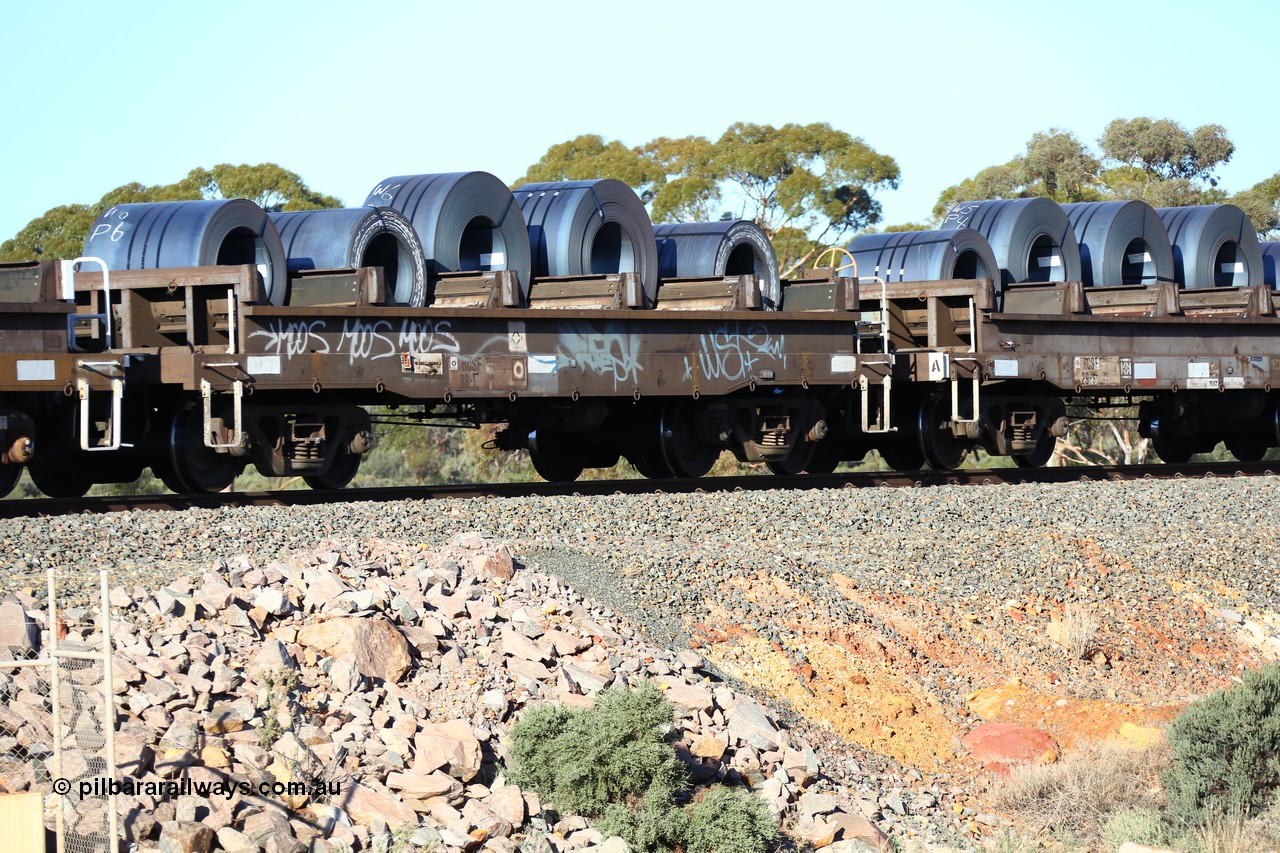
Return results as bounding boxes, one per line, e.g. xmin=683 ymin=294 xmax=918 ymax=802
xmin=365 ymin=172 xmax=532 ymax=305
xmin=269 ymin=207 xmax=427 ymax=306
xmin=1061 ymin=200 xmax=1175 ymax=287
xmin=1156 ymin=204 xmax=1264 ymax=289
xmin=83 ymin=199 xmax=288 ymax=304
xmin=940 ymin=198 xmax=1081 ymax=287
xmin=652 ymin=220 xmax=780 ymax=309
xmin=514 ymin=179 xmax=659 ymax=306
xmin=1261 ymin=242 xmax=1280 ymax=288
xmin=842 ymin=228 xmax=1000 ymax=287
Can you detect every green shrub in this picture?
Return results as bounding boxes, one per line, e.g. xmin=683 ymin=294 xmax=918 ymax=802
xmin=1162 ymin=662 xmax=1280 ymax=826
xmin=1102 ymin=806 xmax=1174 ymax=851
xmin=684 ymin=787 xmax=778 ymax=853
xmin=508 ymin=683 xmax=686 ymax=817
xmin=508 ymin=684 xmax=778 ymax=853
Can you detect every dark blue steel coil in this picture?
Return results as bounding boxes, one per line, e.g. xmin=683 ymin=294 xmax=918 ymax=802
xmin=652 ymin=220 xmax=780 ymax=309
xmin=1061 ymin=201 xmax=1175 ymax=287
xmin=1156 ymin=204 xmax=1263 ymax=289
xmin=269 ymin=207 xmax=427 ymax=306
xmin=939 ymin=198 xmax=1082 ymax=287
xmin=1261 ymin=242 xmax=1280 ymax=288
xmin=82 ymin=199 xmax=288 ymax=305
xmin=366 ymin=172 xmax=533 ymax=305
xmin=842 ymin=228 xmax=999 ymax=286
xmin=513 ymin=179 xmax=659 ymax=306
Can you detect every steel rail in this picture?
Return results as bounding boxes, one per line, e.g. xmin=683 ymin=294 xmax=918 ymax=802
xmin=1 ymin=461 xmax=1277 ymax=519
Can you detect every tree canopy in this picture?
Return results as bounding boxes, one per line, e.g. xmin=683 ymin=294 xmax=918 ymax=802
xmin=0 ymin=163 xmax=340 ymax=262
xmin=931 ymin=118 xmax=1258 ymax=226
xmin=515 ymin=122 xmax=901 ymax=275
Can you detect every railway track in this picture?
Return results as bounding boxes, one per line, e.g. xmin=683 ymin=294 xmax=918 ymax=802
xmin=2 ymin=461 xmax=1277 ymax=519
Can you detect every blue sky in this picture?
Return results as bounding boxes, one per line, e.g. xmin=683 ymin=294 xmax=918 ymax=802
xmin=2 ymin=0 xmax=1275 ymax=245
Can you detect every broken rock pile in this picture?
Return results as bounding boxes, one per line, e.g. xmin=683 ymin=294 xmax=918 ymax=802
xmin=2 ymin=533 xmax=900 ymax=853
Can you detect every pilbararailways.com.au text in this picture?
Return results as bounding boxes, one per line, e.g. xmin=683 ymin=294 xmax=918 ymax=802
xmin=53 ymin=776 xmax=341 ymax=800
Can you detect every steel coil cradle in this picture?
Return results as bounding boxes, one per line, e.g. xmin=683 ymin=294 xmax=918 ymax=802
xmin=366 ymin=172 xmax=532 ymax=305
xmin=83 ymin=199 xmax=289 ymax=305
xmin=1157 ymin=204 xmax=1264 ymax=289
xmin=653 ymin=220 xmax=781 ymax=309
xmin=940 ymin=198 xmax=1082 ymax=287
xmin=269 ymin=207 xmax=428 ymax=306
xmin=514 ymin=179 xmax=659 ymax=307
xmin=1061 ymin=200 xmax=1174 ymax=287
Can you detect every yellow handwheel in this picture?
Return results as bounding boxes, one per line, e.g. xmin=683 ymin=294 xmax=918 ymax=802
xmin=812 ymin=246 xmax=858 ymax=277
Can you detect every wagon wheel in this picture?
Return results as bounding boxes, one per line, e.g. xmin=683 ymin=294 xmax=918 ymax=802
xmin=0 ymin=464 xmax=23 ymax=499
xmin=800 ymin=438 xmax=845 ymax=475
xmin=658 ymin=403 xmax=719 ymax=478
xmin=527 ymin=428 xmax=585 ymax=482
xmin=878 ymin=438 xmax=925 ymax=472
xmin=304 ymin=448 xmax=363 ymax=490
xmin=28 ymin=458 xmax=92 ymax=498
xmin=1148 ymin=419 xmax=1192 ymax=464
xmin=1013 ymin=432 xmax=1058 ymax=468
xmin=917 ymin=394 xmax=971 ymax=470
xmin=766 ymin=436 xmax=817 ymax=475
xmin=1225 ymin=436 xmax=1268 ymax=463
xmin=164 ymin=403 xmax=243 ymax=493
xmin=626 ymin=450 xmax=673 ymax=479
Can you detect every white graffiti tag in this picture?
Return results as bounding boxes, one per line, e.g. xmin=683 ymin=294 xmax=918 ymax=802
xmin=340 ymin=319 xmax=396 ymax=363
xmin=397 ymin=320 xmax=460 ymax=356
xmin=248 ymin=320 xmax=330 ymax=357
xmin=684 ymin=324 xmax=787 ymax=382
xmin=558 ymin=324 xmax=643 ymax=389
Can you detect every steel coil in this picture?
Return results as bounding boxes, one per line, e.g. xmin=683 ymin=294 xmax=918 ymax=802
xmin=269 ymin=207 xmax=427 ymax=306
xmin=1061 ymin=201 xmax=1174 ymax=287
xmin=1261 ymin=242 xmax=1280 ymax=288
xmin=514 ymin=179 xmax=659 ymax=306
xmin=83 ymin=199 xmax=288 ymax=304
xmin=940 ymin=198 xmax=1081 ymax=287
xmin=1156 ymin=204 xmax=1264 ymax=289
xmin=842 ymin=228 xmax=999 ymax=286
xmin=653 ymin=220 xmax=780 ymax=309
xmin=365 ymin=172 xmax=532 ymax=305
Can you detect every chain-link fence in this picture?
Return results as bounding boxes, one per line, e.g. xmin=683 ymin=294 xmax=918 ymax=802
xmin=0 ymin=570 xmax=116 ymax=853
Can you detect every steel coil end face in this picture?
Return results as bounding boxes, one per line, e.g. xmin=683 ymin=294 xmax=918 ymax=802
xmin=84 ymin=199 xmax=288 ymax=305
xmin=846 ymin=228 xmax=998 ymax=287
xmin=940 ymin=198 xmax=1081 ymax=287
xmin=1156 ymin=204 xmax=1263 ymax=289
xmin=514 ymin=179 xmax=659 ymax=306
xmin=652 ymin=220 xmax=781 ymax=309
xmin=1260 ymin=242 xmax=1280 ymax=289
xmin=365 ymin=172 xmax=533 ymax=306
xmin=270 ymin=207 xmax=428 ymax=306
xmin=1062 ymin=200 xmax=1174 ymax=287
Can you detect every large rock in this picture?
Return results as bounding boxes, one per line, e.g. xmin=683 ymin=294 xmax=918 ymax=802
xmin=488 ymin=785 xmax=525 ymax=827
xmin=500 ymin=627 xmax=551 ymax=663
xmin=962 ymin=722 xmax=1060 ymax=775
xmin=727 ymin=699 xmax=780 ymax=750
xmin=0 ymin=596 xmax=39 ymax=656
xmin=297 ymin=616 xmax=411 ymax=683
xmin=386 ymin=769 xmax=464 ymax=801
xmin=829 ymin=811 xmax=893 ymax=852
xmin=159 ymin=820 xmax=214 ymax=853
xmin=413 ymin=720 xmax=483 ymax=781
xmin=335 ymin=780 xmax=417 ymax=828
xmin=247 ymin=639 xmax=297 ymax=676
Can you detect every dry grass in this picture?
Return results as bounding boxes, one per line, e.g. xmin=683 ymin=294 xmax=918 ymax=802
xmin=1190 ymin=806 xmax=1280 ymax=853
xmin=1062 ymin=602 xmax=1101 ymax=660
xmin=995 ymin=739 xmax=1169 ymax=845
